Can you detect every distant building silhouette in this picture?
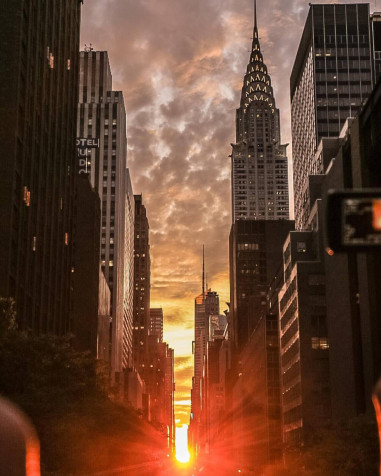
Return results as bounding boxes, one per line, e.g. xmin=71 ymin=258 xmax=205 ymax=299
xmin=190 ymin=244 xmax=220 ymax=458
xmin=133 ymin=194 xmax=151 ymax=373
xmin=145 ymin=335 xmax=175 ymax=452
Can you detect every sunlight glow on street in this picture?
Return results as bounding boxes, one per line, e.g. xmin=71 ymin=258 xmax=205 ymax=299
xmin=175 ymin=425 xmax=191 ymax=464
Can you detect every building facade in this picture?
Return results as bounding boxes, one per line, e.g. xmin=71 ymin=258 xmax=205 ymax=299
xmin=77 ymin=50 xmax=134 ymax=373
xmin=231 ymin=3 xmax=289 ymax=222
xmin=133 ymin=194 xmax=151 ymax=373
xmin=72 ymin=175 xmax=102 ymax=356
xmin=191 ymin=286 xmax=220 ymax=457
xmin=0 ymin=0 xmax=81 ymax=332
xmin=278 ymin=226 xmax=331 ymax=445
xmin=291 ymin=3 xmax=378 ymax=229
xmin=123 ymin=170 xmax=135 ymax=370
xmin=229 ymin=220 xmax=294 ymax=349
xmin=193 ymin=290 xmax=220 ymax=408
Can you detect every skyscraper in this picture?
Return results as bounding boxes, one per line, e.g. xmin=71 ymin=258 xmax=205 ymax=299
xmin=226 ymin=5 xmax=294 ymax=460
xmin=193 ymin=289 xmax=220 ymax=393
xmin=0 ymin=0 xmax=81 ymax=332
xmin=193 ymin=246 xmax=220 ymax=401
xmin=291 ymin=3 xmax=376 ymax=229
xmin=231 ymin=1 xmax=289 ymax=222
xmin=280 ymin=3 xmax=381 ymax=442
xmin=133 ymin=194 xmax=151 ymax=373
xmin=77 ymin=50 xmax=134 ymax=373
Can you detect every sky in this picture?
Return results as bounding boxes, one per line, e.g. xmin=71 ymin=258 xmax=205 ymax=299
xmin=81 ymin=0 xmax=376 ymax=426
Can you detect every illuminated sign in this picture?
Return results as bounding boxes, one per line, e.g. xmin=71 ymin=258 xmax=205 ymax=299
xmin=76 ymin=138 xmax=99 ymax=175
xmin=76 ymin=138 xmax=99 ymax=148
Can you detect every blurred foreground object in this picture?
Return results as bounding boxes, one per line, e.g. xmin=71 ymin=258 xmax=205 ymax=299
xmin=0 ymin=398 xmax=40 ymax=475
xmin=325 ymin=189 xmax=381 ymax=252
xmin=373 ymin=379 xmax=381 ymax=476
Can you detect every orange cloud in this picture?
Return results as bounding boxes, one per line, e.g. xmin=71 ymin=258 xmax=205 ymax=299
xmin=81 ymin=0 xmax=365 ymax=428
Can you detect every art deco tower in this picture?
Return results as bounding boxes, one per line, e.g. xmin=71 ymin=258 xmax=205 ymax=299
xmin=231 ymin=1 xmax=289 ymax=222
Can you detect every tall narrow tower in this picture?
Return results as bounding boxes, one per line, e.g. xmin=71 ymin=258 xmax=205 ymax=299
xmin=231 ymin=0 xmax=289 ymax=222
xmin=192 ymin=247 xmax=220 ymax=447
xmin=133 ymin=194 xmax=151 ymax=373
xmin=77 ymin=51 xmax=134 ymax=373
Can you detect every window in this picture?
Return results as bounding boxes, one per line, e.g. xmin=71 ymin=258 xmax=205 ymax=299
xmin=309 ymin=275 xmax=325 ymax=286
xmin=23 ymin=186 xmax=30 ymax=206
xmin=297 ymin=241 xmax=307 ymax=253
xmin=312 ymin=337 xmax=329 ymax=350
xmin=238 ymin=243 xmax=259 ymax=251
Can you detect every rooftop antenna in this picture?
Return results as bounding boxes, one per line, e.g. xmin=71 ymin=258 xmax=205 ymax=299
xmin=202 ymin=245 xmax=205 ymax=296
xmin=252 ymin=0 xmax=259 ymax=41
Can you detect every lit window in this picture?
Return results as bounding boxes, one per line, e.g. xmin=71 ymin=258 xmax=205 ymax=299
xmin=297 ymin=241 xmax=307 ymax=253
xmin=312 ymin=337 xmax=329 ymax=350
xmin=23 ymin=186 xmax=31 ymax=207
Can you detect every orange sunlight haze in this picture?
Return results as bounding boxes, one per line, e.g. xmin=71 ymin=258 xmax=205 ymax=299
xmin=175 ymin=425 xmax=191 ymax=464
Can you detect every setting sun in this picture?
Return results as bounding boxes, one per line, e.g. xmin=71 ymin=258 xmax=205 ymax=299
xmin=175 ymin=425 xmax=191 ymax=464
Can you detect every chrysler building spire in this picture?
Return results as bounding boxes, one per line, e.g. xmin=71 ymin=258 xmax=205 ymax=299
xmin=240 ymin=1 xmax=275 ymax=116
xmin=230 ymin=0 xmax=290 ymax=222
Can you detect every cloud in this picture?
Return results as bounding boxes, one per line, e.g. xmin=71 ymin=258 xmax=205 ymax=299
xmin=81 ymin=0 xmax=372 ymax=426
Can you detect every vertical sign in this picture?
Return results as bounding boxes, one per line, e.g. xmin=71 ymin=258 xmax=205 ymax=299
xmin=76 ymin=138 xmax=100 ymax=175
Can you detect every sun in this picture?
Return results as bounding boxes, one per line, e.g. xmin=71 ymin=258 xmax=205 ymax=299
xmin=175 ymin=425 xmax=191 ymax=464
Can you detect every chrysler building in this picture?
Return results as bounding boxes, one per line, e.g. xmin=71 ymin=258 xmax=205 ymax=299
xmin=231 ymin=1 xmax=289 ymax=222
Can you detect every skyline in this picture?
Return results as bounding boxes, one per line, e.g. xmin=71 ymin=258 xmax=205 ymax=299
xmin=80 ymin=0 xmax=377 ymax=425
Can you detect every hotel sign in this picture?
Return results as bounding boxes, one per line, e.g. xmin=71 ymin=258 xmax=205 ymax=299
xmin=76 ymin=138 xmax=99 ymax=175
